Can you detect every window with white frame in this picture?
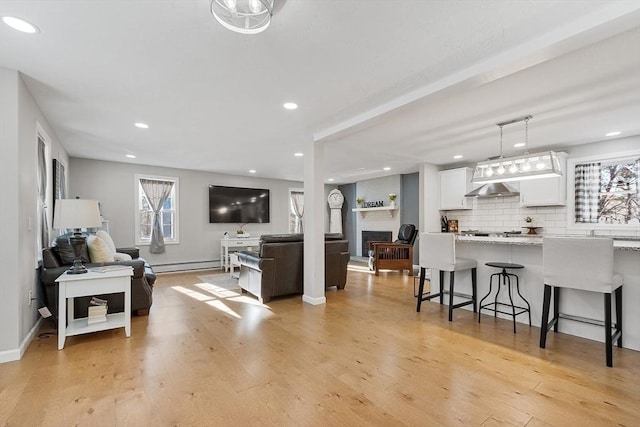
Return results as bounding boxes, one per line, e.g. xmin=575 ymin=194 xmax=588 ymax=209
xmin=135 ymin=174 xmax=179 ymax=245
xmin=570 ymin=153 xmax=639 ymax=227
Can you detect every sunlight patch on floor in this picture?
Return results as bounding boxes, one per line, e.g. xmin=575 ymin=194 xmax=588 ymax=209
xmin=206 ymin=300 xmax=241 ymax=319
xmin=170 ymin=284 xmax=246 ymax=319
xmin=194 ymin=282 xmax=242 ymax=298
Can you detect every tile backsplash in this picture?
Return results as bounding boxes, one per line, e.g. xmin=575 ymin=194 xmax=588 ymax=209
xmin=443 ymin=196 xmax=568 ymax=235
xmin=444 ymin=197 xmax=639 ymax=237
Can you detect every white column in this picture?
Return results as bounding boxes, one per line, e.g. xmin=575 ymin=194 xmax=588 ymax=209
xmin=303 ymin=138 xmax=326 ymax=305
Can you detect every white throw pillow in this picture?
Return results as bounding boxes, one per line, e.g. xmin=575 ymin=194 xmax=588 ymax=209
xmin=96 ymin=230 xmax=117 ymax=254
xmin=113 ymin=252 xmax=132 ymax=261
xmin=87 ymin=235 xmax=115 ymax=263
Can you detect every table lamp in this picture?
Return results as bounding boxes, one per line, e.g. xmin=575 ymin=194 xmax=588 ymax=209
xmin=53 ymin=198 xmax=102 ymax=274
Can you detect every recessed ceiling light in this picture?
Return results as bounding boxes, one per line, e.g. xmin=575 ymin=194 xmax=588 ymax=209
xmin=514 ymin=142 xmax=526 ymax=148
xmin=283 ymin=102 xmax=298 ymax=110
xmin=249 ymin=169 xmax=256 ymax=174
xmin=126 ymin=154 xmax=136 ymax=159
xmin=383 ymin=167 xmax=391 ymax=171
xmin=453 ymin=155 xmax=463 ymax=159
xmin=294 ymin=152 xmax=304 ymax=157
xmin=327 ymin=178 xmax=334 ymax=182
xmin=2 ymin=16 xmax=39 ymax=33
xmin=605 ymin=131 xmax=621 ymax=137
xmin=134 ymin=122 xmax=149 ymax=129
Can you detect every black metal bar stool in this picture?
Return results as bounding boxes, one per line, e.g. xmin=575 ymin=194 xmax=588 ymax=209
xmin=478 ymin=262 xmax=531 ymax=333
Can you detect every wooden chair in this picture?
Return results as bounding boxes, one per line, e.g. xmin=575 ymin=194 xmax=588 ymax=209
xmin=368 ymin=224 xmax=417 ymax=276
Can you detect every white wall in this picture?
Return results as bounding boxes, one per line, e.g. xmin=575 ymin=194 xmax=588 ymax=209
xmin=69 ymin=158 xmax=304 ymax=270
xmin=0 ymin=69 xmax=69 ymax=362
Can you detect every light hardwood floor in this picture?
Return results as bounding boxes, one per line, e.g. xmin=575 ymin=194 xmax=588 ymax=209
xmin=1 ymin=267 xmax=639 ymax=426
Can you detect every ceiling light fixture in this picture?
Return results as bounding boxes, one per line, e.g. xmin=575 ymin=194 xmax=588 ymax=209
xmin=453 ymin=155 xmax=463 ymax=159
xmin=472 ymin=115 xmax=562 ymax=184
xmin=294 ymin=152 xmax=303 ymax=157
xmin=514 ymin=142 xmax=525 ymax=148
xmin=327 ymin=178 xmax=334 ymax=182
xmin=126 ymin=154 xmax=136 ymax=159
xmin=210 ymin=0 xmax=274 ymax=35
xmin=134 ymin=122 xmax=149 ymax=129
xmin=2 ymin=16 xmax=39 ymax=33
xmin=605 ymin=131 xmax=621 ymax=137
xmin=283 ymin=102 xmax=298 ymax=110
xmin=383 ymin=167 xmax=391 ymax=171
xmin=249 ymin=169 xmax=256 ymax=173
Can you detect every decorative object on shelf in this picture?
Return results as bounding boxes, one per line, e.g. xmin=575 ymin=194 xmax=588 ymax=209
xmin=363 ymin=200 xmax=384 ymax=208
xmin=447 ymin=219 xmax=459 ymax=233
xmin=524 ymin=216 xmax=534 ymax=225
xmin=53 ymin=198 xmax=102 ymax=274
xmin=472 ymin=115 xmax=562 ymax=184
xmin=356 ymin=196 xmax=364 ymax=207
xmin=210 ymin=0 xmax=274 ymax=35
xmin=389 ymin=192 xmax=397 ymax=208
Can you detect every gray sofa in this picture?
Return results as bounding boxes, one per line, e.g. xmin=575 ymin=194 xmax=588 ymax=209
xmin=39 ymin=233 xmax=156 ymax=321
xmin=236 ymin=233 xmax=350 ymax=303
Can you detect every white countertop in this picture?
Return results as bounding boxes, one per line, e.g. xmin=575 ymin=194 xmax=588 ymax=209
xmin=456 ymin=235 xmax=640 ymax=251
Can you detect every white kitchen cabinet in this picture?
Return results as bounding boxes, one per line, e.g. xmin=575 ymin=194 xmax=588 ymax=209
xmin=519 ymin=153 xmax=567 ymax=206
xmin=439 ymin=167 xmax=473 ymax=210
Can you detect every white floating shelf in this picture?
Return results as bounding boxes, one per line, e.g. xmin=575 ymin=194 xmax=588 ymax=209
xmin=351 ymin=206 xmax=398 ymax=218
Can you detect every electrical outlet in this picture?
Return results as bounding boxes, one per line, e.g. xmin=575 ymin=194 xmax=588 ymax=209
xmin=28 ymin=289 xmax=33 ymax=306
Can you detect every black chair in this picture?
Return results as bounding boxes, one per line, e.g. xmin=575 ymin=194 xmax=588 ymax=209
xmin=368 ymin=224 xmax=418 ymax=276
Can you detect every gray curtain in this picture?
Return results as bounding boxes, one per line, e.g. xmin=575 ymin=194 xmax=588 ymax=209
xmin=290 ymin=191 xmax=304 ymax=233
xmin=575 ymin=162 xmax=601 ymax=223
xmin=37 ymin=137 xmax=49 ymax=247
xmin=140 ymin=178 xmax=174 ymax=253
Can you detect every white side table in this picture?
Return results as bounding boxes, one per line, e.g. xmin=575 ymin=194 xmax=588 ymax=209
xmin=56 ymin=267 xmax=133 ymax=350
xmin=220 ymin=236 xmax=260 ymax=271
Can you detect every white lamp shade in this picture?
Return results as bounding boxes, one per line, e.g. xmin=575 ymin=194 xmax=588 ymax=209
xmin=53 ymin=199 xmax=102 ymax=229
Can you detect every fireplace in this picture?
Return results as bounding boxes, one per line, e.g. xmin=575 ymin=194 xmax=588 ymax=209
xmin=362 ymin=230 xmax=392 ymax=256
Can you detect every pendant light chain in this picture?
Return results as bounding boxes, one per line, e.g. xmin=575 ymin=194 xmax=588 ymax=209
xmin=499 ymin=124 xmax=504 ymax=158
xmin=524 ymin=116 xmax=530 ymax=154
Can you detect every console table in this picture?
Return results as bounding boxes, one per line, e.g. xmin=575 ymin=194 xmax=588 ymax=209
xmin=220 ymin=236 xmax=260 ymax=272
xmin=56 ymin=267 xmax=133 ymax=350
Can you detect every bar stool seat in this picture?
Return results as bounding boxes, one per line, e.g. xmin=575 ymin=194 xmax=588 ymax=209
xmin=539 ymin=237 xmax=623 ymax=367
xmin=478 ymin=262 xmax=531 ymax=333
xmin=416 ymin=233 xmax=477 ymax=322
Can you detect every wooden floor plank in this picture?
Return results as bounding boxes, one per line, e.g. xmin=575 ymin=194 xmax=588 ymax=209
xmin=1 ymin=268 xmax=638 ymax=426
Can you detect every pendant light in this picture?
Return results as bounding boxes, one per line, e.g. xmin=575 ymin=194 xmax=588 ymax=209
xmin=472 ymin=115 xmax=563 ymax=184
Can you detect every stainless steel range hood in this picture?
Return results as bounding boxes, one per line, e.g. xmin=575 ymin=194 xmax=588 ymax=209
xmin=465 ymin=182 xmax=520 ymax=198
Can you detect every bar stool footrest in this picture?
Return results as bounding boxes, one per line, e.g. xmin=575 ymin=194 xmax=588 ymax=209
xmin=480 ymin=302 xmax=530 ymax=317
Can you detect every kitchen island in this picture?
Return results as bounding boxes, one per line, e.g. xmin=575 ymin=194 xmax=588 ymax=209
xmin=425 ymin=234 xmax=640 ymax=351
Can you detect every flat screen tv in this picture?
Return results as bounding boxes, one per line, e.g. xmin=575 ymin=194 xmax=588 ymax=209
xmin=208 ymin=185 xmax=270 ymax=224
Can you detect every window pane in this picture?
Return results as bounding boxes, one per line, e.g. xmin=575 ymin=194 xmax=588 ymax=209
xmin=598 ymin=160 xmax=639 ymax=224
xmin=163 ymin=195 xmax=173 ymax=210
xmin=140 ymin=210 xmax=152 ymax=239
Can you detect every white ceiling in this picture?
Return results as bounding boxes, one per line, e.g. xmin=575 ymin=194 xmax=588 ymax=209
xmin=1 ymin=1 xmax=639 ymax=184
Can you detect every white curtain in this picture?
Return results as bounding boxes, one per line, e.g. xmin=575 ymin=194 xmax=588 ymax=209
xmin=140 ymin=178 xmax=174 ymax=253
xmin=37 ymin=136 xmax=49 ymax=248
xmin=290 ymin=191 xmax=304 ymax=233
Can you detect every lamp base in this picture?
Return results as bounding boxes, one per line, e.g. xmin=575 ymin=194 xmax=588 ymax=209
xmin=67 ymin=232 xmax=89 ymax=274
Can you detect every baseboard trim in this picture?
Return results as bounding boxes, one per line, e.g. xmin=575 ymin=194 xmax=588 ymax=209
xmin=152 ymin=260 xmax=220 ymax=273
xmin=302 ymin=295 xmax=326 ymax=305
xmin=0 ymin=317 xmax=44 ymax=364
